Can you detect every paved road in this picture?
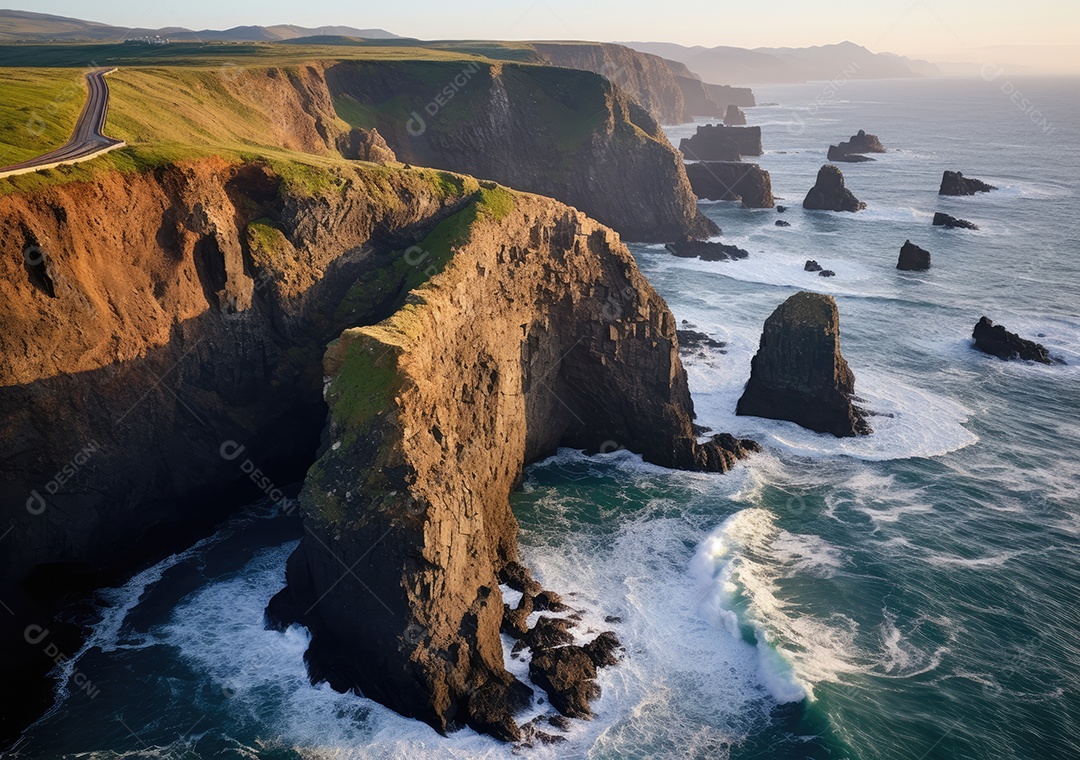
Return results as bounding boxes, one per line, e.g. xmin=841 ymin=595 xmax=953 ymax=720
xmin=0 ymin=68 xmax=125 ymax=176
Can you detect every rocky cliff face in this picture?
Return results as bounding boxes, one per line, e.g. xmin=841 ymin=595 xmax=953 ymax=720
xmin=803 ymin=165 xmax=866 ymax=212
xmin=703 ymin=83 xmax=757 ymax=109
xmin=723 ymin=105 xmax=747 ymax=126
xmin=737 ymin=292 xmax=870 ymax=437
xmin=268 ymin=187 xmax=758 ymax=741
xmin=533 ymin=42 xmax=692 ymax=124
xmin=0 ymin=157 xmax=489 ymax=735
xmin=326 ymin=60 xmax=717 ymax=242
xmin=685 ymin=161 xmax=774 ymax=208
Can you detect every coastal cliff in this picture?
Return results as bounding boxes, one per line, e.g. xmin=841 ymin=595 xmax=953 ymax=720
xmin=268 ymin=187 xmax=757 ymax=740
xmin=326 ymin=60 xmax=717 ymax=242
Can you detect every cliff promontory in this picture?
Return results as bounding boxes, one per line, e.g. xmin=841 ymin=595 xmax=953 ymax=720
xmin=267 ymin=185 xmax=758 ymax=740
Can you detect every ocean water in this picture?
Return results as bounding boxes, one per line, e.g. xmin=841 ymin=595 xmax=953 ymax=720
xmin=12 ymin=77 xmax=1080 ymax=759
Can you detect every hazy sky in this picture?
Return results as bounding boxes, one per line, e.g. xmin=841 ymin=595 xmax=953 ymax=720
xmin=25 ymin=0 xmax=1080 ymax=64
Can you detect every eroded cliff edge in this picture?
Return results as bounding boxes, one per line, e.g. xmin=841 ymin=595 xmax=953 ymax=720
xmin=267 ymin=187 xmax=757 ymax=740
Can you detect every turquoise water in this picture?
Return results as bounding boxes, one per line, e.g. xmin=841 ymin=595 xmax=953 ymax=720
xmin=12 ymin=78 xmax=1080 ymax=758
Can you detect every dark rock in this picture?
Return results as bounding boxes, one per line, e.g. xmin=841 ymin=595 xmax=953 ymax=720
xmin=603 ymin=615 xmax=623 ymax=624
xmin=803 ymin=165 xmax=866 ymax=212
xmin=702 ymin=82 xmax=756 ymax=111
xmin=677 ymin=329 xmax=726 ymax=351
xmin=529 ymin=646 xmax=600 ymax=718
xmin=932 ymin=212 xmax=978 ymax=230
xmin=532 ymin=590 xmax=568 ymax=612
xmin=737 ymin=292 xmax=871 ymax=436
xmin=827 ymin=129 xmax=885 ymax=162
xmin=502 ymin=592 xmax=535 ymax=637
xmin=776 ymin=205 xmax=787 ymax=213
xmin=827 ymin=149 xmax=875 ymax=163
xmin=804 ymin=260 xmax=823 ymax=272
xmin=723 ymin=104 xmax=747 ymax=125
xmin=500 ymin=561 xmax=542 ymax=595
xmin=583 ymin=631 xmax=622 ymax=667
xmin=897 ymin=240 xmax=931 ymax=271
xmin=775 ymin=219 xmax=791 ymax=227
xmin=939 ymin=171 xmax=996 ymax=196
xmin=680 ymin=124 xmax=763 ymax=160
xmin=666 ymin=241 xmax=749 ymax=261
xmin=685 ymin=162 xmax=774 ymax=208
xmin=818 ymin=269 xmax=836 ymax=277
xmin=972 ymin=317 xmax=1061 ymax=364
xmin=465 ymin=678 xmax=534 ymax=742
xmin=524 ymin=616 xmax=576 ymax=652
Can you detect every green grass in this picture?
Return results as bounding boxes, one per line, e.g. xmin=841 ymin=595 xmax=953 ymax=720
xmin=328 ymin=332 xmax=401 ymax=434
xmin=0 ymin=68 xmax=85 ymax=165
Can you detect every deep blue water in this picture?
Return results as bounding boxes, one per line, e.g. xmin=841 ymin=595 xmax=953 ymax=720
xmin=12 ymin=77 xmax=1080 ymax=759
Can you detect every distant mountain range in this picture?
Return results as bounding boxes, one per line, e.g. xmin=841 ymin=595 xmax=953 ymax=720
xmin=0 ymin=9 xmax=400 ymax=42
xmin=623 ymin=41 xmax=940 ymax=84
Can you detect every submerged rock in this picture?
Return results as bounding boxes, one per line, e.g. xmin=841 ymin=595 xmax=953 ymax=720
xmin=680 ymin=124 xmax=763 ymax=160
xmin=818 ymin=269 xmax=836 ymax=277
xmin=897 ymin=240 xmax=931 ymax=271
xmin=775 ymin=219 xmax=791 ymax=227
xmin=685 ymin=161 xmax=774 ymax=207
xmin=827 ymin=129 xmax=885 ymax=162
xmin=723 ymin=104 xmax=747 ymax=125
xmin=939 ymin=171 xmax=996 ymax=196
xmin=972 ymin=317 xmax=1061 ymax=364
xmin=803 ymin=165 xmax=866 ymax=212
xmin=737 ymin=292 xmax=871 ymax=436
xmin=676 ymin=329 xmax=726 ymax=352
xmin=933 ymin=212 xmax=978 ymax=230
xmin=666 ymin=241 xmax=749 ymax=261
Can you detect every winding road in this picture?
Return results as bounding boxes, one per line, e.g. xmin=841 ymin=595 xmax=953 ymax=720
xmin=0 ymin=67 xmax=125 ymax=179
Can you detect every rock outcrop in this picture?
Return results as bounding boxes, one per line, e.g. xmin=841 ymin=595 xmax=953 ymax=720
xmin=804 ymin=259 xmax=823 ymax=271
xmin=337 ymin=126 xmax=396 ymax=164
xmin=680 ymin=124 xmax=763 ymax=161
xmin=775 ymin=219 xmax=790 ymax=227
xmin=933 ymin=212 xmax=978 ymax=230
xmin=972 ymin=317 xmax=1061 ymax=364
xmin=703 ymin=83 xmax=757 ymax=110
xmin=803 ymin=165 xmax=866 ymax=212
xmin=267 ymin=187 xmax=760 ymax=741
xmin=897 ymin=240 xmax=931 ymax=270
xmin=327 ymin=60 xmax=717 ymax=242
xmin=723 ymin=105 xmax=747 ymax=125
xmin=939 ymin=171 xmax=996 ymax=196
xmin=666 ymin=241 xmax=749 ymax=261
xmin=685 ymin=162 xmax=774 ymax=208
xmin=827 ymin=129 xmax=885 ymax=162
xmin=737 ymin=292 xmax=871 ymax=436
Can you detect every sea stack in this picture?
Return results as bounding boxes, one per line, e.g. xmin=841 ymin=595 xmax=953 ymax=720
xmin=803 ymin=165 xmax=866 ymax=212
xmin=827 ymin=129 xmax=886 ymax=162
xmin=680 ymin=124 xmax=763 ymax=160
xmin=684 ymin=161 xmax=774 ymax=207
xmin=939 ymin=171 xmax=996 ymax=196
xmin=737 ymin=292 xmax=871 ymax=436
xmin=972 ymin=317 xmax=1061 ymax=364
xmin=897 ymin=240 xmax=931 ymax=270
xmin=723 ymin=104 xmax=747 ymax=125
xmin=933 ymin=212 xmax=978 ymax=230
